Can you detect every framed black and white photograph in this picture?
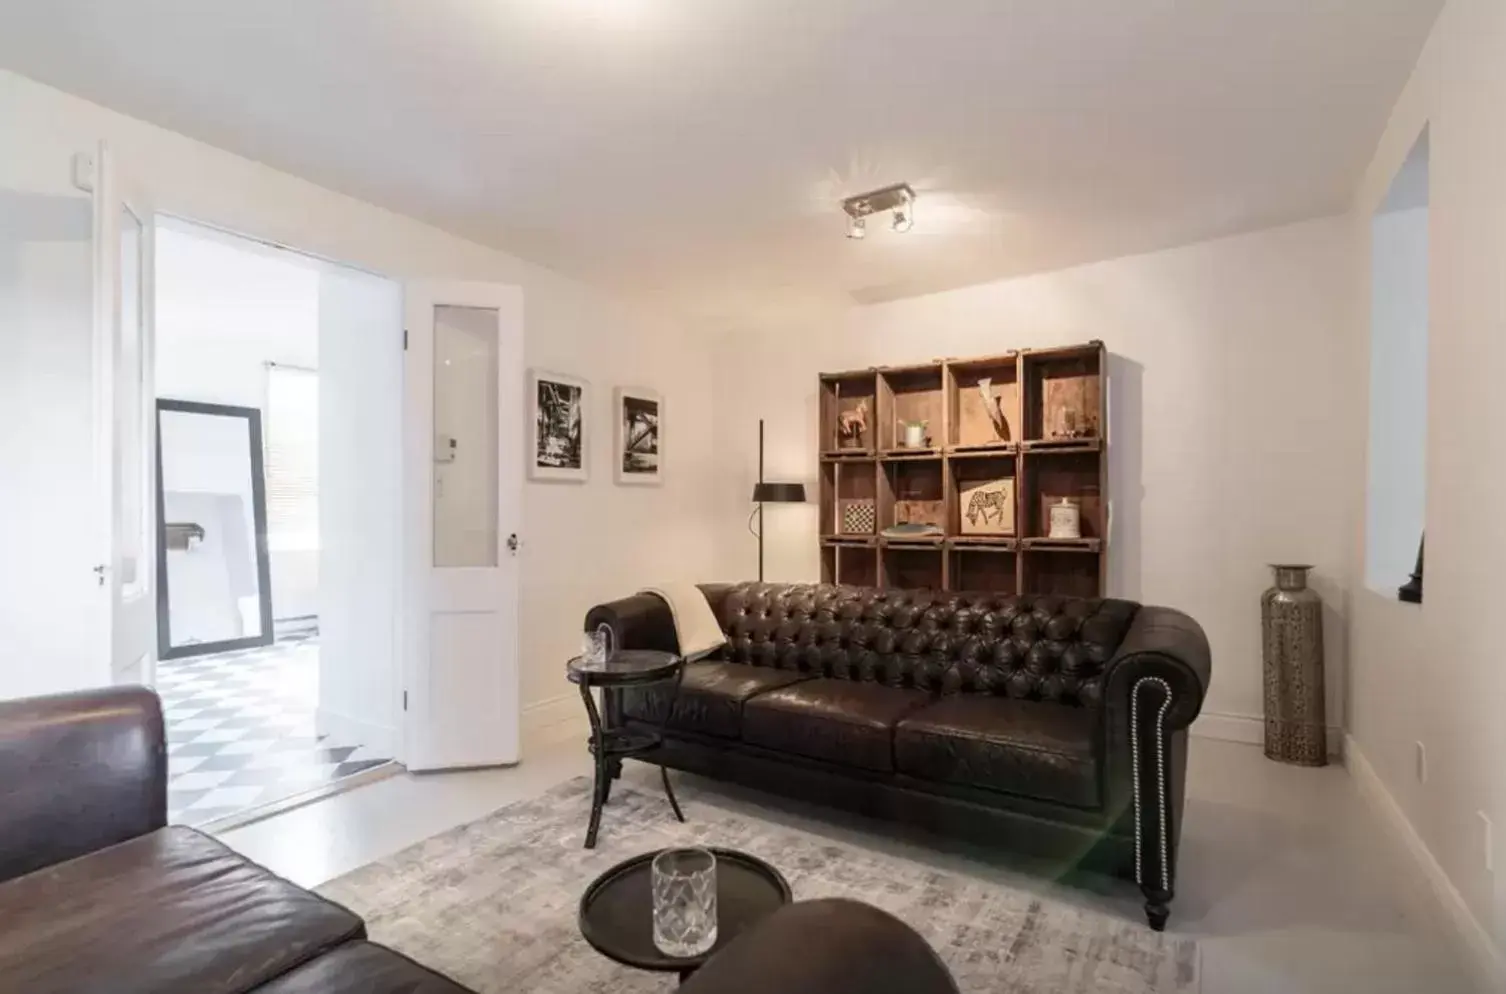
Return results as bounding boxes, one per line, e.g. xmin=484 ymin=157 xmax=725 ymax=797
xmin=529 ymin=370 xmax=589 ymax=482
xmin=615 ymin=386 xmax=662 ymax=485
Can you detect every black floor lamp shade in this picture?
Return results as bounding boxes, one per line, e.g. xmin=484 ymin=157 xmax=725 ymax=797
xmin=751 ymin=482 xmax=806 ymax=503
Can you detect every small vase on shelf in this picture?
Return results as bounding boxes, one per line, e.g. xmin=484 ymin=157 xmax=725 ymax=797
xmin=1260 ymin=564 xmax=1326 ymax=766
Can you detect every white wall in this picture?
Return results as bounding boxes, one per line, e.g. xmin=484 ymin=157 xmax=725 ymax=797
xmin=156 ymin=223 xmax=322 ymax=621
xmin=1364 ymin=205 xmax=1428 ymax=593
xmin=0 ymin=192 xmax=101 ymax=697
xmin=1345 ymin=0 xmax=1506 ymax=980
xmin=317 ymin=266 xmax=403 ymax=755
xmin=710 ymin=216 xmax=1358 ymax=738
xmin=0 ymin=70 xmax=719 ymax=740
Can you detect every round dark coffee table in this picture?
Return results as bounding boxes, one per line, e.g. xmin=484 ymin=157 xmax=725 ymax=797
xmin=578 ymin=848 xmax=792 ymax=981
xmin=567 ymin=650 xmax=685 ymax=848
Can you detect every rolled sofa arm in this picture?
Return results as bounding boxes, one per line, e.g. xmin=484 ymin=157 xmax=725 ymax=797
xmin=680 ymin=898 xmax=959 ymax=994
xmin=1102 ymin=605 xmax=1211 ymax=731
xmin=1099 ymin=605 xmax=1211 ymax=931
xmin=583 ymin=593 xmax=680 ymax=654
xmin=0 ymin=685 xmax=167 ymax=884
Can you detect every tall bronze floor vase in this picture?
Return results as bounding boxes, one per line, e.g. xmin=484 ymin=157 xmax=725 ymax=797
xmin=1261 ymin=564 xmax=1327 ymax=766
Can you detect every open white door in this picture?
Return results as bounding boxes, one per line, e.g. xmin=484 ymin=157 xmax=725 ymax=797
xmin=80 ymin=143 xmax=157 ymax=688
xmin=403 ymin=282 xmax=523 ymax=771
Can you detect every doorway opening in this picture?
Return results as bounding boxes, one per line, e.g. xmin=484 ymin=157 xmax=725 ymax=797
xmin=153 ymin=219 xmax=403 ymax=825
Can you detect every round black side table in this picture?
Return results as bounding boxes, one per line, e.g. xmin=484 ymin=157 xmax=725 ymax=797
xmin=578 ymin=848 xmax=793 ymax=982
xmin=567 ymin=649 xmax=685 ymax=849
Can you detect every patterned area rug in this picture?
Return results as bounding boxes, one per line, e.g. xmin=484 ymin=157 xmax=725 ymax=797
xmin=319 ymin=776 xmax=1198 ymax=993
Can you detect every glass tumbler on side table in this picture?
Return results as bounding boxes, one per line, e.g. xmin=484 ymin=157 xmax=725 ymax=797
xmin=652 ymin=847 xmax=718 ymax=957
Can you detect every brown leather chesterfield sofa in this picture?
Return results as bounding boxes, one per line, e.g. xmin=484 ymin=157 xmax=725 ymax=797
xmin=586 ymin=582 xmax=1211 ymax=931
xmin=0 ymin=685 xmax=959 ymax=993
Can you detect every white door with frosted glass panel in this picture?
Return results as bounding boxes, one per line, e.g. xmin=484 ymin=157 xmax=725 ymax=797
xmin=81 ymin=144 xmax=158 ymax=689
xmin=403 ymin=283 xmax=522 ymax=770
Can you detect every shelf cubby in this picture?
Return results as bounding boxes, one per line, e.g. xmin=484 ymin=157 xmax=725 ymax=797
xmin=821 ymin=543 xmax=879 ymax=587
xmin=947 ymin=452 xmax=1017 ymax=539
xmin=1023 ymin=343 xmax=1103 ymax=446
xmin=945 ymin=354 xmax=1019 ymax=450
xmin=1021 ymin=450 xmax=1104 ymax=541
xmin=880 ymin=544 xmax=945 ymax=590
xmin=1022 ymin=547 xmax=1101 ymax=599
xmin=820 ymin=370 xmax=879 ymax=456
xmin=821 ymin=458 xmax=879 ymax=537
xmin=877 ymin=363 xmax=945 ymax=453
xmin=948 ymin=545 xmax=1019 ymax=594
xmin=879 ymin=457 xmax=945 ymax=534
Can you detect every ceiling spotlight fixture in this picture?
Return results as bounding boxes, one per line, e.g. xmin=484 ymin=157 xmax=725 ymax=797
xmin=842 ymin=182 xmax=916 ymax=238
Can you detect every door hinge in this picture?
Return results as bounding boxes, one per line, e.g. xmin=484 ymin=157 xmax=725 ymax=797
xmin=402 ymin=329 xmax=408 ymax=350
xmin=403 ymin=691 xmax=408 ymax=711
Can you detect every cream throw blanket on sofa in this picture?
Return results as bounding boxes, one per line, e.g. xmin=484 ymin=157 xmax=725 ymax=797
xmin=639 ymin=585 xmax=726 ymax=661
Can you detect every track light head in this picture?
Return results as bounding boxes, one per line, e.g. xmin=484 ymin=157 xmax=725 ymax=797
xmin=847 ymin=215 xmax=866 ymax=239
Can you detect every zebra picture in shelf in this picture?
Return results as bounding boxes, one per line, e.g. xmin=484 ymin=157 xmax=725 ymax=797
xmin=958 ymin=477 xmax=1015 ymax=536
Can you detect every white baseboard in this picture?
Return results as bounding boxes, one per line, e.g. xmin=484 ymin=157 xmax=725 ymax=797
xmin=1192 ymin=710 xmax=1344 ymax=759
xmin=522 ymin=693 xmax=586 ymax=753
xmin=1346 ymin=735 xmax=1505 ymax=993
xmin=315 ymin=706 xmax=397 ymax=757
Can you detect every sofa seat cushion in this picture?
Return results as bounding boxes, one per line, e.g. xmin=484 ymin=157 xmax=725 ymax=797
xmin=253 ymin=942 xmax=474 ymax=993
xmin=894 ymin=696 xmax=1100 ymax=808
xmin=742 ymin=679 xmax=932 ymax=772
xmin=0 ymin=826 xmax=364 ymax=994
xmin=623 ymin=661 xmax=814 ymax=738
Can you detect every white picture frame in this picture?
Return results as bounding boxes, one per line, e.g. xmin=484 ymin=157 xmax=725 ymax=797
xmin=529 ymin=370 xmax=589 ymax=482
xmin=614 ymin=386 xmax=662 ymax=485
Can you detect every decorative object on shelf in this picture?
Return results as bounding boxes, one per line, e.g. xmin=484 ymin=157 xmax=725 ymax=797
xmin=894 ymin=498 xmax=945 ymax=529
xmin=840 ymin=499 xmax=877 ymax=535
xmin=882 ymin=522 xmax=943 ymax=540
xmin=836 ymin=399 xmax=869 ymax=449
xmin=1047 ymin=498 xmax=1082 ymax=539
xmin=613 ymin=387 xmax=661 ymax=485
xmin=1261 ymin=564 xmax=1327 ymax=767
xmin=1398 ymin=534 xmax=1424 ymax=603
xmin=748 ymin=419 xmax=806 ymax=582
xmin=959 ymin=478 xmax=1015 ymax=536
xmin=976 ymin=377 xmax=1010 ymax=440
xmin=529 ymin=369 xmax=589 ymax=482
xmin=898 ymin=419 xmax=929 ymax=448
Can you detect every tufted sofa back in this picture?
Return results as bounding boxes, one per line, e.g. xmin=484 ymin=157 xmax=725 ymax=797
xmin=711 ymin=582 xmax=1138 ymax=709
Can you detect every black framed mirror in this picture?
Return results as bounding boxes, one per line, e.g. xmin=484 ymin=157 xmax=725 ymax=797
xmin=155 ymin=399 xmax=275 ymax=659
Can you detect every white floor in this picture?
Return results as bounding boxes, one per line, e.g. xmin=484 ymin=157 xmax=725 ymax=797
xmin=219 ymin=736 xmax=1476 ymax=994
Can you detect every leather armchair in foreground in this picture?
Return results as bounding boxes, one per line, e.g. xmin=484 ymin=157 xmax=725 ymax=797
xmin=0 ymin=685 xmax=472 ymax=994
xmin=587 ymin=581 xmax=1212 ymax=930
xmin=0 ymin=685 xmax=960 ymax=993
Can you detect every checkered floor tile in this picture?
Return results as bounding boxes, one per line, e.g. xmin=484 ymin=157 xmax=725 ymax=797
xmin=158 ymin=634 xmax=392 ymax=825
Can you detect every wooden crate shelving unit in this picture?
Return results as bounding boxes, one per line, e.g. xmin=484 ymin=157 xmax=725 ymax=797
xmin=817 ymin=342 xmax=1107 ymax=597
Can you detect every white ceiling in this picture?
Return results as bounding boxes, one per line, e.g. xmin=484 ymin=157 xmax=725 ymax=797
xmin=0 ymin=1 xmax=1440 ymax=325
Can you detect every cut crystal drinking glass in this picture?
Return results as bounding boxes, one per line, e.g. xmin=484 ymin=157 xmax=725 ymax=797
xmin=651 ymin=847 xmax=718 ymax=957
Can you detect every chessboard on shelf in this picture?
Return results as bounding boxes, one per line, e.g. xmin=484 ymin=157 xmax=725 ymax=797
xmin=815 ymin=342 xmax=1106 ymax=597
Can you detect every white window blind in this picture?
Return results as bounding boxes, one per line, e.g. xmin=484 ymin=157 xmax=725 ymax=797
xmin=265 ymin=364 xmax=319 ymax=551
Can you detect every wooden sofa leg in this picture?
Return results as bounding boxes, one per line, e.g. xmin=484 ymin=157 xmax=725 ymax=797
xmin=1142 ymin=886 xmax=1171 ymax=931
